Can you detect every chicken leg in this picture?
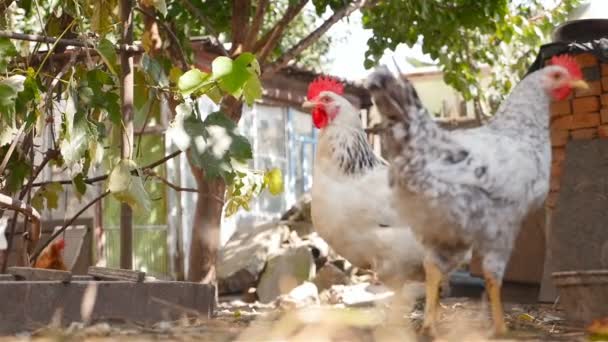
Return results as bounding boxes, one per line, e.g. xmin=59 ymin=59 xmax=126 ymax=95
xmin=420 ymin=259 xmax=442 ymax=337
xmin=483 ymin=270 xmax=507 ymax=336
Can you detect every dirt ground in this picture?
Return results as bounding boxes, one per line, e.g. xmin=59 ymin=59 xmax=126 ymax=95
xmin=0 ymin=297 xmax=591 ymax=342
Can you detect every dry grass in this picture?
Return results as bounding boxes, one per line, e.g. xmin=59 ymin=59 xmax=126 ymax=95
xmin=0 ymin=296 xmax=590 ymax=342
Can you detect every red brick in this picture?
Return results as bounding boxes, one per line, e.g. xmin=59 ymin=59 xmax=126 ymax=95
xmin=575 ymin=53 xmax=598 ymax=68
xmin=550 ymin=100 xmax=571 ymax=116
xmin=551 ymin=129 xmax=569 ymax=147
xmin=572 ymin=97 xmax=600 ymax=114
xmin=602 ymin=108 xmax=608 ymax=124
xmin=603 ymin=77 xmax=608 ymax=92
xmin=602 ymin=63 xmax=608 ymax=77
xmin=551 ymin=115 xmax=572 ymax=130
xmin=571 ymin=112 xmax=600 ymax=129
xmin=575 ymin=80 xmax=602 ymax=97
xmin=602 ymin=94 xmax=608 ymax=107
xmin=598 ymin=125 xmax=608 ymax=139
xmin=570 ymin=128 xmax=597 ymax=140
xmin=552 ymin=147 xmax=566 ymax=165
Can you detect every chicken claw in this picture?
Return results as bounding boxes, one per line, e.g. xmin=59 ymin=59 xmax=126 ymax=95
xmin=420 ymin=259 xmax=442 ymax=337
xmin=483 ymin=270 xmax=508 ymax=336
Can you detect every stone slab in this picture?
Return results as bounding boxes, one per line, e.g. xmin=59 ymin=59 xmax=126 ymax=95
xmin=0 ymin=281 xmax=215 ymax=334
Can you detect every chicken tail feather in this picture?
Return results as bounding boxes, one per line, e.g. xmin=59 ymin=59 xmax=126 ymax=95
xmin=366 ymin=66 xmax=425 ymax=124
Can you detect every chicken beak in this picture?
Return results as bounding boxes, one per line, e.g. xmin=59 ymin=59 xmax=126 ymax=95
xmin=302 ymin=100 xmax=316 ymax=109
xmin=570 ymin=79 xmax=589 ymax=90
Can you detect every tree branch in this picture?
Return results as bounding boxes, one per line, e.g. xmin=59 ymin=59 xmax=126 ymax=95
xmin=243 ymin=0 xmax=269 ymax=51
xmin=253 ymin=0 xmax=307 ymax=63
xmin=0 ymin=31 xmax=143 ymax=52
xmin=29 ymin=190 xmax=110 ymax=264
xmin=264 ymin=0 xmax=374 ymax=76
xmin=31 ymin=150 xmax=183 ymax=187
xmin=229 ymin=0 xmax=251 ymax=55
xmin=177 ymin=0 xmax=229 ymax=56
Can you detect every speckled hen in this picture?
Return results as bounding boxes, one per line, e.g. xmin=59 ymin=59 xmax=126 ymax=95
xmin=366 ymin=55 xmax=588 ymax=337
xmin=302 ymin=76 xmax=427 ymax=292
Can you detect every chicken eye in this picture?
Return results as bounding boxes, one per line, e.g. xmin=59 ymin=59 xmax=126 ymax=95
xmin=552 ymin=72 xmax=561 ymax=80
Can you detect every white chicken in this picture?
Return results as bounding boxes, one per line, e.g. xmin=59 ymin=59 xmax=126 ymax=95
xmin=303 ymin=76 xmax=426 ymax=291
xmin=366 ymin=55 xmax=588 ymax=336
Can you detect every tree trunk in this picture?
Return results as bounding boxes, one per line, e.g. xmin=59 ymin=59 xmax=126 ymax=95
xmin=119 ymin=0 xmax=134 ymax=270
xmin=186 ymin=96 xmax=242 ymax=283
xmin=187 ymin=163 xmax=224 ymax=283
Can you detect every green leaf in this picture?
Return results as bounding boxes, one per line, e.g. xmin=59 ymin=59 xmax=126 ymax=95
xmin=96 ymin=38 xmax=119 ymax=75
xmin=73 ymin=173 xmax=87 ymax=198
xmin=107 ymin=159 xmax=151 ymax=213
xmin=4 ymin=155 xmax=30 ymax=193
xmin=169 ymin=66 xmax=183 ymax=85
xmin=230 ymin=134 xmax=253 ymax=161
xmin=264 ymin=168 xmax=284 ymax=195
xmin=141 ymin=54 xmax=169 ymax=88
xmin=60 ymin=108 xmax=98 ymax=172
xmin=242 ymin=75 xmax=262 ymax=106
xmin=0 ymin=38 xmax=17 ymax=73
xmin=31 ymin=182 xmax=62 ymax=211
xmin=178 ymin=68 xmax=211 ymax=96
xmin=90 ymin=0 xmax=119 ymax=35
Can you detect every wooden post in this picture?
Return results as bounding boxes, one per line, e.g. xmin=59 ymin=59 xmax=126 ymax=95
xmin=119 ymin=0 xmax=134 ymax=270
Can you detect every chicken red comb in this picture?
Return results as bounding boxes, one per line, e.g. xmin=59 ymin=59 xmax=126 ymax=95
xmin=54 ymin=238 xmax=65 ymax=250
xmin=550 ymin=54 xmax=583 ymax=79
xmin=307 ymin=76 xmax=344 ymax=100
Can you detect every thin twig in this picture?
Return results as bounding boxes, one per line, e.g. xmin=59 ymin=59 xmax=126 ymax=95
xmin=177 ymin=0 xmax=228 ymax=56
xmin=264 ymin=0 xmax=374 ymax=76
xmin=29 ymin=190 xmax=110 ymax=264
xmin=31 ymin=150 xmax=183 ymax=187
xmin=255 ymin=0 xmax=307 ymax=63
xmin=0 ymin=31 xmax=143 ymax=52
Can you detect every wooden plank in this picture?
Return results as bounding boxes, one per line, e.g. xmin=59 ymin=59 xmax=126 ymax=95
xmin=0 ymin=274 xmax=15 ymax=281
xmin=88 ymin=266 xmax=145 ymax=282
xmin=7 ymin=267 xmax=71 ymax=282
xmin=71 ymin=275 xmax=94 ymax=281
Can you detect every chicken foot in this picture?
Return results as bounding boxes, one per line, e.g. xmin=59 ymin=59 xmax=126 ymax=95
xmin=483 ymin=270 xmax=507 ymax=336
xmin=420 ymin=259 xmax=442 ymax=337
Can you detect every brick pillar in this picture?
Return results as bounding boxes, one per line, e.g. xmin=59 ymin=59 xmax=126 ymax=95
xmin=547 ymin=53 xmax=608 ymax=209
